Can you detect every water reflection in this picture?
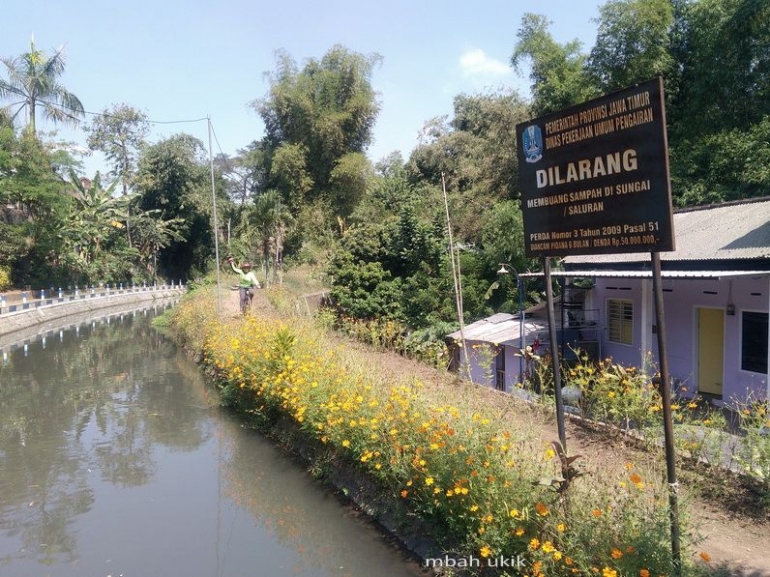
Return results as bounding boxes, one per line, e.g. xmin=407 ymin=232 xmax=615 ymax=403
xmin=0 ymin=305 xmax=424 ymax=576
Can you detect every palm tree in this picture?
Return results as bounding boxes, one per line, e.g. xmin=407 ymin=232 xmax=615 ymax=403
xmin=0 ymin=36 xmax=84 ymax=135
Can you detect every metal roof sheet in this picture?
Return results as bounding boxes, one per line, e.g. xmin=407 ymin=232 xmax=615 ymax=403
xmin=563 ymin=197 xmax=770 ymax=266
xmin=520 ymin=270 xmax=770 ymax=280
xmin=447 ymin=316 xmax=547 ymax=346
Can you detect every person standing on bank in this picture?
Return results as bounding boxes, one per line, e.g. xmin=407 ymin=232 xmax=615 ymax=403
xmin=228 ymin=257 xmax=260 ymax=314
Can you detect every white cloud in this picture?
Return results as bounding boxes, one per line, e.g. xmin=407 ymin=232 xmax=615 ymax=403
xmin=459 ymin=48 xmax=511 ymax=77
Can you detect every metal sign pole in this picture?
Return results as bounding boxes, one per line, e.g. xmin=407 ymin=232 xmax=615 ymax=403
xmin=651 ymin=252 xmax=681 ymax=576
xmin=544 ymin=257 xmax=567 ymax=449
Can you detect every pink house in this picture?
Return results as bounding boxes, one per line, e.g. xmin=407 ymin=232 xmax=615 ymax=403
xmin=553 ymin=197 xmax=770 ymax=406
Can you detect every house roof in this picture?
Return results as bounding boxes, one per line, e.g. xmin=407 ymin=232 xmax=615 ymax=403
xmin=562 ymin=197 xmax=770 ymax=267
xmin=447 ymin=311 xmax=549 ymax=346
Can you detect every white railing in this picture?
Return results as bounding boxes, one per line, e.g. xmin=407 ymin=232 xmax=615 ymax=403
xmin=0 ymin=281 xmax=186 ymax=316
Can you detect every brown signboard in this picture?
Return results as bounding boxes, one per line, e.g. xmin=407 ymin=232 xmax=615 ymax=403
xmin=516 ymin=77 xmax=675 ymax=257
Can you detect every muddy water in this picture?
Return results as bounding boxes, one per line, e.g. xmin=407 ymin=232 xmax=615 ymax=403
xmin=0 ymin=306 xmax=424 ymax=577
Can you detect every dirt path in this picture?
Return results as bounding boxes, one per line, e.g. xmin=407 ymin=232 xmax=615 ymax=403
xmin=236 ymin=287 xmax=770 ymax=576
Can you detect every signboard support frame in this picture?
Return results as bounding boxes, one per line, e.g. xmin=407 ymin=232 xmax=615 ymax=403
xmin=544 ymin=257 xmax=567 ymax=449
xmin=651 ymin=251 xmax=682 ymax=576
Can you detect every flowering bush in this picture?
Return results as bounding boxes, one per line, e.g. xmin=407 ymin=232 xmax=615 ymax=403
xmin=169 ymin=288 xmax=711 ymax=576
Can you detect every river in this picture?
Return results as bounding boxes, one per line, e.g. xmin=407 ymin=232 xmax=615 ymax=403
xmin=0 ymin=303 xmax=425 ymax=577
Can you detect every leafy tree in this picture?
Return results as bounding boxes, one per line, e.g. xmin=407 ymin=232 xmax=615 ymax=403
xmin=667 ymin=0 xmax=770 ymax=205
xmin=669 ymin=0 xmax=770 ymax=140
xmin=85 ymin=104 xmax=149 ymax=196
xmin=136 ymin=134 xmax=220 ymax=280
xmin=62 ymin=170 xmax=128 ymax=264
xmin=247 ymin=190 xmax=294 ymax=283
xmin=511 ymin=13 xmax=597 ymax=116
xmin=131 ymin=210 xmax=185 ymax=281
xmin=408 ymin=90 xmax=530 ymax=246
xmin=587 ymin=0 xmax=675 ymax=93
xmin=0 ymin=37 xmax=84 ymax=135
xmin=0 ymin=128 xmax=70 ymax=285
xmin=85 ymin=104 xmax=150 ymax=247
xmin=216 ymin=142 xmax=269 ymax=209
xmin=252 ymin=45 xmax=381 ymax=222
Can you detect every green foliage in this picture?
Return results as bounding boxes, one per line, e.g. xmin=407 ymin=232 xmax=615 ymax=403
xmin=511 ymin=13 xmax=598 ymax=116
xmin=566 ymin=353 xmax=661 ymax=432
xmin=0 ymin=37 xmax=85 ymax=134
xmin=136 ymin=134 xmax=222 ymax=281
xmin=733 ymin=396 xmax=770 ymax=486
xmin=672 ymin=117 xmax=770 ymax=206
xmin=587 ymin=0 xmax=675 ymax=93
xmin=85 ymin=103 xmax=149 ymax=196
xmin=0 ymin=265 xmax=11 ymax=290
xmin=252 ymin=45 xmax=381 ymax=223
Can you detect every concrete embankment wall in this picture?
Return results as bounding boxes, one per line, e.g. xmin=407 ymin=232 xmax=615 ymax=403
xmin=0 ymin=288 xmax=185 ymax=342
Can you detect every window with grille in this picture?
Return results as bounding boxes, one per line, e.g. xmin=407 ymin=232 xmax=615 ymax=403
xmin=495 ymin=348 xmax=506 ymax=391
xmin=608 ymin=299 xmax=633 ymax=345
xmin=741 ymin=311 xmax=768 ymax=374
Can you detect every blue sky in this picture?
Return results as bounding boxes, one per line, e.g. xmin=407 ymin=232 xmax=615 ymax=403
xmin=3 ymin=0 xmax=603 ymax=176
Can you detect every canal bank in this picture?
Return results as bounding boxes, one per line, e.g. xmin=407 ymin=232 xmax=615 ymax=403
xmin=0 ymin=302 xmax=426 ymax=577
xmin=0 ymin=285 xmax=186 ymax=340
xmin=171 ymin=284 xmax=770 ymax=577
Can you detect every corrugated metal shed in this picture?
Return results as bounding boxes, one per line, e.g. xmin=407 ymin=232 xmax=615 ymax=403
xmin=447 ymin=313 xmax=548 ymax=346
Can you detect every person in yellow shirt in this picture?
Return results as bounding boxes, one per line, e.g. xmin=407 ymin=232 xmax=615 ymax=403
xmin=228 ymin=257 xmax=260 ymax=313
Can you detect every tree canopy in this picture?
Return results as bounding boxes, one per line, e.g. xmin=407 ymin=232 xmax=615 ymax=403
xmin=0 ymin=37 xmax=84 ymax=135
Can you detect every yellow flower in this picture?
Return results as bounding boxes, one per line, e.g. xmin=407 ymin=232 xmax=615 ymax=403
xmin=541 ymin=541 xmax=555 ymax=553
xmin=553 ymin=551 xmax=562 ymax=561
xmin=342 ymin=439 xmax=350 ymax=448
xmin=480 ymin=545 xmax=492 ymax=558
xmin=509 ymin=509 xmax=519 ymax=518
xmin=425 ymin=477 xmax=434 ymax=486
xmin=529 ymin=538 xmax=540 ymax=551
xmin=602 ymin=567 xmax=617 ymax=577
xmin=557 ymin=523 xmax=566 ymax=532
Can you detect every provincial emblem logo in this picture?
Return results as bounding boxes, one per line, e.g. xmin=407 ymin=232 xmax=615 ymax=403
xmin=522 ymin=124 xmax=543 ymax=163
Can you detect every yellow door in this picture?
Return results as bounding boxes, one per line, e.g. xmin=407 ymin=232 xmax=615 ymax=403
xmin=697 ymin=308 xmax=724 ymax=396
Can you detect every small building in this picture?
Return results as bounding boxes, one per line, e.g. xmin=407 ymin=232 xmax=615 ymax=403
xmin=448 ymin=197 xmax=770 ymax=406
xmin=446 ymin=298 xmax=601 ymax=393
xmin=552 ymin=197 xmax=770 ymax=406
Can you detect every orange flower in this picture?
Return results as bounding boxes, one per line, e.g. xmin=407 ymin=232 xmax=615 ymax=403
xmin=611 ymin=548 xmax=623 ymax=559
xmin=535 ymin=501 xmax=549 ymax=516
xmin=640 ymin=570 xmax=650 ymax=577
xmin=700 ymin=551 xmax=712 ymax=563
xmin=592 ymin=509 xmax=603 ymax=517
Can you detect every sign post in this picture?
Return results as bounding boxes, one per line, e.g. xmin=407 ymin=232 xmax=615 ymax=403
xmin=516 ymin=77 xmax=680 ymax=575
